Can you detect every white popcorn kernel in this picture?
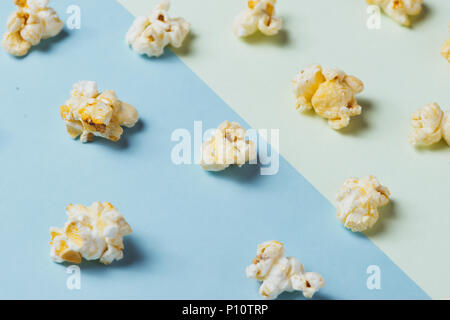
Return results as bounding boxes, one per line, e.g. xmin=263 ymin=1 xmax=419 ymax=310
xmin=60 ymin=81 xmax=139 ymax=143
xmin=2 ymin=0 xmax=63 ymax=56
xmin=246 ymin=241 xmax=324 ymax=300
xmin=233 ymin=0 xmax=282 ymax=37
xmin=366 ymin=0 xmax=423 ymax=27
xmin=292 ymin=65 xmax=364 ymax=130
xmin=50 ymin=202 xmax=132 ymax=265
xmin=200 ymin=121 xmax=257 ymax=172
xmin=336 ymin=176 xmax=391 ymax=232
xmin=126 ymin=1 xmax=190 ymax=58
xmin=409 ymin=103 xmax=450 ymax=147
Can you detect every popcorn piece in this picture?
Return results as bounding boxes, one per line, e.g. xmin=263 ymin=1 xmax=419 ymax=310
xmin=126 ymin=1 xmax=190 ymax=58
xmin=60 ymin=81 xmax=139 ymax=143
xmin=409 ymin=103 xmax=443 ymax=146
xmin=336 ymin=176 xmax=390 ymax=232
xmin=50 ymin=202 xmax=132 ymax=265
xmin=233 ymin=0 xmax=282 ymax=37
xmin=2 ymin=0 xmax=63 ymax=56
xmin=292 ymin=65 xmax=364 ymax=129
xmin=442 ymin=39 xmax=450 ymax=63
xmin=441 ymin=24 xmax=450 ymax=63
xmin=246 ymin=241 xmax=324 ymax=300
xmin=200 ymin=121 xmax=256 ymax=171
xmin=366 ymin=0 xmax=423 ymax=27
xmin=409 ymin=103 xmax=450 ymax=147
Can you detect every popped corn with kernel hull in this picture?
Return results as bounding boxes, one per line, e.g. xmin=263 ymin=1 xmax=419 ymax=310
xmin=246 ymin=241 xmax=325 ymax=300
xmin=233 ymin=0 xmax=282 ymax=37
xmin=409 ymin=103 xmax=450 ymax=147
xmin=292 ymin=65 xmax=364 ymax=129
xmin=126 ymin=1 xmax=190 ymax=58
xmin=60 ymin=81 xmax=139 ymax=143
xmin=366 ymin=0 xmax=423 ymax=27
xmin=336 ymin=176 xmax=391 ymax=232
xmin=200 ymin=121 xmax=257 ymax=171
xmin=2 ymin=0 xmax=63 ymax=56
xmin=50 ymin=202 xmax=132 ymax=265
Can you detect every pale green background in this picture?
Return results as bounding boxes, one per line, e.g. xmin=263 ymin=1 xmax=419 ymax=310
xmin=119 ymin=0 xmax=450 ymax=299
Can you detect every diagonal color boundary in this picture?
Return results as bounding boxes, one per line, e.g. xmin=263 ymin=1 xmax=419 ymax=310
xmin=115 ymin=0 xmax=447 ymax=299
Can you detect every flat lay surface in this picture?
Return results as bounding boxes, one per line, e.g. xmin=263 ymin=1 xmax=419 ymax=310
xmin=0 ymin=0 xmax=447 ymax=299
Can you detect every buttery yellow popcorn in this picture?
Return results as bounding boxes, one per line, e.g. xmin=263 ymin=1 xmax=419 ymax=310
xmin=60 ymin=81 xmax=139 ymax=143
xmin=442 ymin=39 xmax=450 ymax=63
xmin=200 ymin=121 xmax=257 ymax=171
xmin=246 ymin=241 xmax=325 ymax=300
xmin=50 ymin=202 xmax=132 ymax=265
xmin=409 ymin=103 xmax=450 ymax=147
xmin=292 ymin=65 xmax=364 ymax=129
xmin=336 ymin=176 xmax=391 ymax=232
xmin=2 ymin=0 xmax=63 ymax=56
xmin=441 ymin=24 xmax=450 ymax=63
xmin=233 ymin=0 xmax=282 ymax=37
xmin=366 ymin=0 xmax=423 ymax=27
xmin=126 ymin=1 xmax=190 ymax=58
